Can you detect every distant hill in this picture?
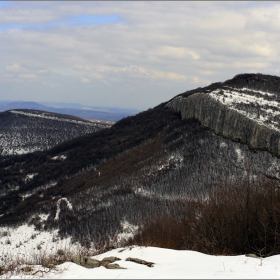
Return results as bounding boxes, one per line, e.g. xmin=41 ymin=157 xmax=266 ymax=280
xmin=0 ymin=101 xmax=139 ymax=121
xmin=0 ymin=109 xmax=111 ymax=156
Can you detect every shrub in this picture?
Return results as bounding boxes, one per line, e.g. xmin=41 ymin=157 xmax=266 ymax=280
xmin=127 ymin=179 xmax=280 ymax=257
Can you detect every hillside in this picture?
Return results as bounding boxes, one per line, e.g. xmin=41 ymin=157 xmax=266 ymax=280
xmin=168 ymin=73 xmax=280 ymax=157
xmin=1 ymin=73 xmax=280 ymax=257
xmin=0 ymin=109 xmax=111 ymax=156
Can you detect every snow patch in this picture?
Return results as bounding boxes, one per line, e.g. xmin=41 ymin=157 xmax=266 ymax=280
xmin=235 ymin=147 xmax=244 ymax=163
xmin=38 ymin=213 xmax=49 ymax=221
xmin=52 ymin=155 xmax=67 ymax=161
xmin=153 ymin=154 xmax=183 ymax=172
xmin=209 ymin=87 xmax=280 ymax=132
xmin=116 ymin=220 xmax=139 ymax=245
xmin=220 ymin=141 xmax=228 ymax=148
xmin=25 ymin=173 xmax=38 ymax=182
xmin=14 ymin=147 xmax=38 ymax=155
xmin=54 ymin=198 xmax=73 ymax=221
xmin=10 ymin=110 xmax=96 ymax=126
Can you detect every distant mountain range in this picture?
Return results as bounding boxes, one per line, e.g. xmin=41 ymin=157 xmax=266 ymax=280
xmin=0 ymin=101 xmax=139 ymax=121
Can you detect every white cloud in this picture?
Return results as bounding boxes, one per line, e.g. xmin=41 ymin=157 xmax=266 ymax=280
xmin=94 ymin=65 xmax=186 ymax=81
xmin=81 ymin=77 xmax=90 ymax=83
xmin=5 ymin=63 xmax=21 ymax=72
xmin=157 ymin=46 xmax=200 ymax=60
xmin=19 ymin=74 xmax=37 ymax=79
xmin=74 ymin=65 xmax=94 ymax=72
xmin=1 ymin=2 xmax=280 ymax=110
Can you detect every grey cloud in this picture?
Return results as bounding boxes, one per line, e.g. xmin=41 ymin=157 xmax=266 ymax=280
xmin=1 ymin=2 xmax=280 ymax=110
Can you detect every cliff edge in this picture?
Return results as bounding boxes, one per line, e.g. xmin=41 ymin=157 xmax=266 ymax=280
xmin=166 ymin=73 xmax=280 ymax=157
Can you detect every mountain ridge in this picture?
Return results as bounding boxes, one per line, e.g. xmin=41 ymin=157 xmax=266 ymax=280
xmin=168 ymin=73 xmax=280 ymax=156
xmin=0 ymin=109 xmax=111 ymax=156
xmin=1 ymin=73 xmax=280 ymax=254
xmin=0 ymin=101 xmax=139 ymax=122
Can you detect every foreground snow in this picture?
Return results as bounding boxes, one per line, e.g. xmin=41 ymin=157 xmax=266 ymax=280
xmin=6 ymin=246 xmax=280 ymax=279
xmin=1 ymin=224 xmax=280 ymax=278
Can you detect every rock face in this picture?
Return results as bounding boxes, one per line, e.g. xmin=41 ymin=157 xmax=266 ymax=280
xmin=103 ymin=263 xmax=125 ymax=269
xmin=70 ymin=255 xmax=125 ymax=269
xmin=126 ymin=257 xmax=154 ymax=267
xmin=71 ymin=256 xmax=101 ymax=268
xmin=167 ymin=74 xmax=280 ymax=157
xmin=101 ymin=256 xmax=122 ymax=265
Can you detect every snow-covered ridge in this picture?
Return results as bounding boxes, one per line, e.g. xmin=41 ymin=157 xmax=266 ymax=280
xmin=0 ymin=109 xmax=108 ymax=156
xmin=208 ymin=87 xmax=280 ymax=132
xmin=10 ymin=110 xmax=97 ymax=126
xmin=166 ymin=85 xmax=280 ymax=157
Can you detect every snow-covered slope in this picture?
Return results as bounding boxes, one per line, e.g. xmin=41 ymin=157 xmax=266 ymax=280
xmin=1 ymin=220 xmax=279 ymax=279
xmin=0 ymin=222 xmax=77 ymax=261
xmin=63 ymin=246 xmax=280 ymax=279
xmin=208 ymin=87 xmax=280 ymax=132
xmin=0 ymin=109 xmax=111 ymax=156
xmin=2 ymin=244 xmax=280 ymax=279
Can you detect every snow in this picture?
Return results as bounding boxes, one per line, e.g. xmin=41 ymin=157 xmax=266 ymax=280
xmin=4 ymin=246 xmax=280 ymax=279
xmin=14 ymin=148 xmax=38 ymax=155
xmin=54 ymin=198 xmax=73 ymax=221
xmin=9 ymin=110 xmax=96 ymax=126
xmin=1 ymin=110 xmax=106 ymax=156
xmin=1 ymin=224 xmax=280 ymax=278
xmin=24 ymin=173 xmax=38 ymax=182
xmin=116 ymin=221 xmax=139 ymax=244
xmin=235 ymin=148 xmax=244 ymax=163
xmin=219 ymin=141 xmax=227 ymax=148
xmin=19 ymin=181 xmax=57 ymax=200
xmin=51 ymin=155 xmax=67 ymax=161
xmin=208 ymin=87 xmax=280 ymax=132
xmin=0 ymin=224 xmax=79 ymax=261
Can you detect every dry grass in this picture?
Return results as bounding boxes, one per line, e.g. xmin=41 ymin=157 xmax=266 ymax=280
xmin=0 ymin=242 xmax=98 ymax=279
xmin=0 ymin=226 xmax=128 ymax=279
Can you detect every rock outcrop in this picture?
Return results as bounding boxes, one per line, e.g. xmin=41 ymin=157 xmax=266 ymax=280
xmin=70 ymin=255 xmax=125 ymax=269
xmin=71 ymin=256 xmax=101 ymax=268
xmin=167 ymin=91 xmax=280 ymax=157
xmin=126 ymin=257 xmax=154 ymax=267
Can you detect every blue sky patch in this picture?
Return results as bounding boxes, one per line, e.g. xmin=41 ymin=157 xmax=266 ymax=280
xmin=0 ymin=14 xmax=121 ymax=31
xmin=0 ymin=1 xmax=12 ymax=7
xmin=63 ymin=15 xmax=120 ymax=25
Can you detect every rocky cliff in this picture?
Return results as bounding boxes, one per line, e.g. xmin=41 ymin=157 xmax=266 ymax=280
xmin=166 ymin=74 xmax=280 ymax=157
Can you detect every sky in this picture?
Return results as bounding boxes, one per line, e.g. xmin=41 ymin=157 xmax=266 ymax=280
xmin=0 ymin=1 xmax=280 ymax=111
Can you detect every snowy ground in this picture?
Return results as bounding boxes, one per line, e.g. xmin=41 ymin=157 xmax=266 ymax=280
xmin=1 ymin=245 xmax=280 ymax=279
xmin=46 ymin=246 xmax=280 ymax=279
xmin=209 ymin=87 xmax=280 ymax=132
xmin=1 ymin=224 xmax=280 ymax=278
xmin=0 ymin=222 xmax=80 ymax=260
